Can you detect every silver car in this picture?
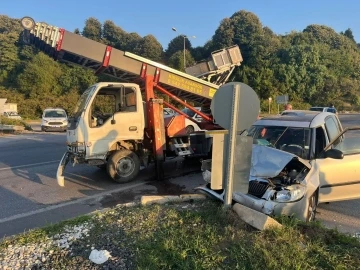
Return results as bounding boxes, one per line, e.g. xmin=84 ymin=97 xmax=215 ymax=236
xmin=197 ymin=110 xmax=360 ymax=222
xmin=41 ymin=108 xmax=68 ymax=132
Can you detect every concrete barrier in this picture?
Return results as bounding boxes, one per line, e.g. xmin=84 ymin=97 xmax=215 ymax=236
xmin=0 ymin=125 xmax=25 ymax=133
xmin=141 ymin=194 xmax=207 ymax=205
xmin=233 ymin=203 xmax=282 ymax=230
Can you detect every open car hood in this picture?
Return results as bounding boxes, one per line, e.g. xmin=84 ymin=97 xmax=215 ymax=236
xmin=250 ymin=144 xmax=311 ymax=178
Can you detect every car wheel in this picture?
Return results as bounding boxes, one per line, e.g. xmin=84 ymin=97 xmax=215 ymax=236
xmin=306 ymin=193 xmax=318 ymax=222
xmin=185 ymin=125 xmax=195 ymax=134
xmin=107 ymin=149 xmax=140 ymax=183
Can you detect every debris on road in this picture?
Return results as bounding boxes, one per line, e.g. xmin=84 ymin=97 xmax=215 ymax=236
xmin=89 ymin=249 xmax=112 ymax=264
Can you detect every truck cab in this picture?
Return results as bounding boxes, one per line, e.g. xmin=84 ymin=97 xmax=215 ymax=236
xmin=66 ymin=82 xmax=145 ymax=163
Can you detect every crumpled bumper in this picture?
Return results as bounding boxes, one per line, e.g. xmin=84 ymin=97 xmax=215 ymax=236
xmin=56 ymin=151 xmax=70 ymax=187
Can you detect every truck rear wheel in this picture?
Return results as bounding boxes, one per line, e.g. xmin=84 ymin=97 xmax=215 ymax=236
xmin=107 ymin=149 xmax=140 ymax=183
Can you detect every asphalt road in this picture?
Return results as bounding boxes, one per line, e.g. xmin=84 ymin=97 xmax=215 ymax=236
xmin=0 ymin=130 xmax=202 ymax=238
xmin=0 ymin=115 xmax=359 ymax=238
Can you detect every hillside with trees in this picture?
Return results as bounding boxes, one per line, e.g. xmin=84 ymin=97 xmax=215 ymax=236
xmin=1 ymin=10 xmax=360 ymax=118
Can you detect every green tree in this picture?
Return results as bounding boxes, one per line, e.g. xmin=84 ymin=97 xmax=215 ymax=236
xmin=16 ymin=52 xmax=63 ymax=98
xmin=341 ymin=28 xmax=356 ymax=43
xmin=0 ymin=32 xmax=20 ymax=83
xmin=166 ymin=35 xmax=192 ymax=59
xmin=82 ymin=17 xmax=102 ymax=41
xmin=168 ymin=50 xmax=195 ymax=71
xmin=124 ymin=32 xmax=142 ymax=53
xmin=134 ymin=35 xmax=164 ymax=62
xmin=102 ymin=20 xmax=126 ymax=48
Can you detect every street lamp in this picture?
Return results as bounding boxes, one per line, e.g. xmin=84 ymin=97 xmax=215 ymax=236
xmin=171 ymin=27 xmax=196 ymax=69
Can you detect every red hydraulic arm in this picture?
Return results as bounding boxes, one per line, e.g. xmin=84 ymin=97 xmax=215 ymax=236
xmin=158 ymin=99 xmax=200 ymax=125
xmin=145 ymin=75 xmax=166 ymax=180
xmin=154 ymin=84 xmax=213 ymax=123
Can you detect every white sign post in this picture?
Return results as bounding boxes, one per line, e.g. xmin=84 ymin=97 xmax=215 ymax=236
xmin=268 ymin=97 xmax=272 ymax=114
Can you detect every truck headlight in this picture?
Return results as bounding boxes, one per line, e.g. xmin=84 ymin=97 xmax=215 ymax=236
xmin=274 ymin=185 xmax=306 ymax=202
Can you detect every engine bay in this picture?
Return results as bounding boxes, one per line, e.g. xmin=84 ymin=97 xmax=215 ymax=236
xmin=268 ymin=158 xmax=309 ymax=189
xmin=248 ymin=158 xmax=309 ymax=198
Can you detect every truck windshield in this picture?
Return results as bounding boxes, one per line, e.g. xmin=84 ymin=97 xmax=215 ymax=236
xmin=244 ymin=125 xmax=311 ymax=159
xmin=72 ymin=86 xmax=95 ymax=118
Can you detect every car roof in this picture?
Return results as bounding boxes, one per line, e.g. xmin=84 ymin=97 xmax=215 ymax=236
xmin=44 ymin=107 xmax=66 ymax=111
xmin=254 ymin=110 xmax=335 ymax=128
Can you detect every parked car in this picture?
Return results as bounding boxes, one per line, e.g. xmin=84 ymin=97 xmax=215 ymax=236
xmin=41 ymin=107 xmax=68 ymax=132
xmin=181 ymin=107 xmax=205 ymax=122
xmin=163 ymin=107 xmax=203 ymax=134
xmin=309 ymin=106 xmax=338 ymax=115
xmin=2 ymin=111 xmax=22 ymax=120
xmin=197 ymin=110 xmax=360 ymax=222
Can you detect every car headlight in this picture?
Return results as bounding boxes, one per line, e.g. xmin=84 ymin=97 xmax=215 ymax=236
xmin=274 ymin=185 xmax=306 ymax=203
xmin=43 ymin=120 xmax=48 ymax=123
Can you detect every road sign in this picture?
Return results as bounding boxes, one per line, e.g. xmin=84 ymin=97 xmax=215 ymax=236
xmin=276 ymin=95 xmax=289 ymax=104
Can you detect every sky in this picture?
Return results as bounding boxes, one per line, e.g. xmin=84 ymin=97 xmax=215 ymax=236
xmin=1 ymin=0 xmax=360 ymax=49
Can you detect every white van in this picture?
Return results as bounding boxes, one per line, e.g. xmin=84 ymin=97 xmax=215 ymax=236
xmin=41 ymin=108 xmax=68 ymax=132
xmin=3 ymin=111 xmax=22 ymax=120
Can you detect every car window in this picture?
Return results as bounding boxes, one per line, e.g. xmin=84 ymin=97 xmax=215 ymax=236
xmin=182 ymin=108 xmax=196 ymax=118
xmin=325 ymin=117 xmax=340 ymax=142
xmin=332 ymin=129 xmax=360 ymax=155
xmin=310 ymin=107 xmax=324 ymax=112
xmin=246 ymin=125 xmax=311 ymax=159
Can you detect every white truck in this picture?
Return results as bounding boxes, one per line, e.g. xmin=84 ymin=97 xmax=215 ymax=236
xmin=20 ymin=16 xmax=244 ymax=186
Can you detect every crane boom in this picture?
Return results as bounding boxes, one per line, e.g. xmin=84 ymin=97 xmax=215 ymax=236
xmin=20 ymin=17 xmax=242 ymax=105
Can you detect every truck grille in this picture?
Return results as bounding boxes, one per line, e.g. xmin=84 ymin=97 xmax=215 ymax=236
xmin=48 ymin=122 xmax=63 ymax=125
xmin=248 ymin=181 xmax=269 ymax=198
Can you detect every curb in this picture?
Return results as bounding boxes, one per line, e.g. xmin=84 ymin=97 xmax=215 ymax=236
xmin=140 ymin=194 xmax=207 ymax=205
xmin=87 ymin=194 xmax=207 ymax=217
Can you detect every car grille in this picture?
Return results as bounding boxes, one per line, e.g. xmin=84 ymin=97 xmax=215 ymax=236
xmin=48 ymin=122 xmax=63 ymax=125
xmin=248 ymin=180 xmax=269 ymax=198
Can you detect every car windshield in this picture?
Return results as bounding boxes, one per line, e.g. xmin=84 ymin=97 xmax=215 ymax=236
xmin=244 ymin=125 xmax=311 ymax=159
xmin=44 ymin=110 xmax=66 ymax=118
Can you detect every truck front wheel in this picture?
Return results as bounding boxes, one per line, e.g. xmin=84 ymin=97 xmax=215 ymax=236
xmin=107 ymin=149 xmax=140 ymax=183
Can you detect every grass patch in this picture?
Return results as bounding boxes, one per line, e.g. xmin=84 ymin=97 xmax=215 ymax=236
xmin=0 ymin=201 xmax=359 ymax=269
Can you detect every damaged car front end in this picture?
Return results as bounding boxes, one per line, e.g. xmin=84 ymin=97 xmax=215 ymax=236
xmin=196 ymin=144 xmax=319 ymax=222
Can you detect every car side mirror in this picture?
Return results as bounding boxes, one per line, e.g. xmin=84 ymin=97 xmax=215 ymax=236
xmin=324 ymin=148 xmax=344 ymax=159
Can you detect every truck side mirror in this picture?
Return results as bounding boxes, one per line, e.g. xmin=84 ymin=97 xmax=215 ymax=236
xmin=111 ymin=119 xmax=116 ymax=125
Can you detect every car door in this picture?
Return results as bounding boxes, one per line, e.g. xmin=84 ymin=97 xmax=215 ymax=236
xmin=316 ymin=126 xmax=360 ymax=203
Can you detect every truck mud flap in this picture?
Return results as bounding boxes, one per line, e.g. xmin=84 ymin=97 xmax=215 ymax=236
xmin=56 ymin=151 xmax=70 ymax=187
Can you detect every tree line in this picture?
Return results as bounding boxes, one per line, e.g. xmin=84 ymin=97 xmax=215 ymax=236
xmin=0 ymin=10 xmax=360 ymax=118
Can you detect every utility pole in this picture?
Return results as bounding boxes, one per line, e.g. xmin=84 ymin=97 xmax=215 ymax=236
xmin=171 ymin=27 xmax=196 ymax=69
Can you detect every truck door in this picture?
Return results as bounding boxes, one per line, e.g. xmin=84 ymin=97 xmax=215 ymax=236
xmin=85 ymin=84 xmax=144 ymax=157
